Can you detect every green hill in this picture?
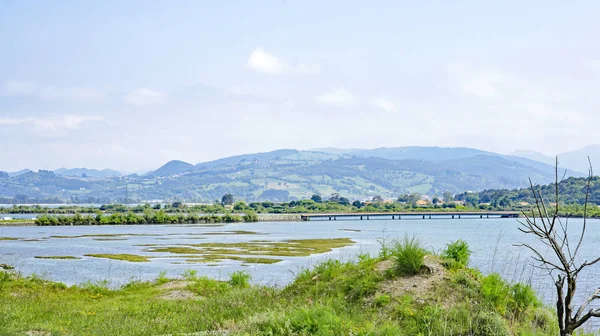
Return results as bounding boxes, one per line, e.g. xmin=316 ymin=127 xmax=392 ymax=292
xmin=0 ymin=147 xmax=585 ymax=203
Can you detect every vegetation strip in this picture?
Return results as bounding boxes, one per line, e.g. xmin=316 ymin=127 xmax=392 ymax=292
xmin=34 ymin=256 xmax=81 ymax=260
xmin=84 ymin=254 xmax=150 ymax=262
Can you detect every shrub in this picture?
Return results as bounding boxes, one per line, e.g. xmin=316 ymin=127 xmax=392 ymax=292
xmin=374 ymin=294 xmax=391 ymax=307
xmin=472 ymin=311 xmax=510 ymax=336
xmin=243 ymin=211 xmax=259 ymax=222
xmin=182 ymin=269 xmax=198 ymax=281
xmin=509 ymin=283 xmax=539 ymax=316
xmin=186 ymin=276 xmax=229 ymax=296
xmin=391 ymin=235 xmax=426 ymax=276
xmin=229 ymin=271 xmax=251 ymax=288
xmin=442 ymin=239 xmax=471 ymax=268
xmin=481 ymin=273 xmax=510 ymax=315
xmin=155 ymin=271 xmax=170 ymax=285
xmin=0 ymin=270 xmax=10 ymax=289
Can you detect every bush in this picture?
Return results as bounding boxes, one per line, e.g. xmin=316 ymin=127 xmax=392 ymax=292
xmin=481 ymin=273 xmax=510 ymax=315
xmin=442 ymin=239 xmax=471 ymax=268
xmin=472 ymin=311 xmax=510 ymax=336
xmin=509 ymin=283 xmax=539 ymax=316
xmin=391 ymin=235 xmax=426 ymax=276
xmin=243 ymin=211 xmax=259 ymax=222
xmin=229 ymin=271 xmax=251 ymax=288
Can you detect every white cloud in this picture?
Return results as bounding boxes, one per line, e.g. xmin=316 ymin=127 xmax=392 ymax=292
xmin=372 ymin=97 xmax=398 ymax=112
xmin=39 ymin=87 xmax=104 ymax=101
xmin=0 ymin=115 xmax=103 ymax=131
xmin=1 ymin=80 xmax=38 ymax=96
xmin=247 ymin=47 xmax=320 ymax=75
xmin=247 ymin=47 xmax=286 ymax=74
xmin=449 ymin=64 xmax=505 ymax=99
xmin=124 ymin=88 xmax=167 ymax=107
xmin=316 ymin=88 xmax=355 ymax=107
xmin=1 ymin=80 xmax=104 ymax=101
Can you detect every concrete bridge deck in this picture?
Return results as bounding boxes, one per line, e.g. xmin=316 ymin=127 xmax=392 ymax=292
xmin=300 ymin=211 xmax=520 ymax=221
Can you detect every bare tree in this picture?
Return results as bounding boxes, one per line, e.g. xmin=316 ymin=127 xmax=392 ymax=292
xmin=518 ymin=157 xmax=600 ymax=336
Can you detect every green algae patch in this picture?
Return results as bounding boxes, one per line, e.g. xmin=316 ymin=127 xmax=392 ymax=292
xmin=183 ymin=255 xmax=281 ymax=264
xmin=339 ymin=228 xmax=362 ymax=232
xmin=92 ymin=238 xmax=128 ymax=241
xmin=84 ymin=254 xmax=150 ymax=262
xmin=34 ymin=256 xmax=81 ymax=260
xmin=147 ymin=247 xmax=204 ymax=254
xmin=0 ymin=237 xmax=19 ymax=241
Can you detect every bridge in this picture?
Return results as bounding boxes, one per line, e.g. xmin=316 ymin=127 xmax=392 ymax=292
xmin=300 ymin=211 xmax=520 ymax=221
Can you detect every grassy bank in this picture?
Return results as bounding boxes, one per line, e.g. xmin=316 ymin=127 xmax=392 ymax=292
xmin=0 ymin=239 xmax=582 ymax=336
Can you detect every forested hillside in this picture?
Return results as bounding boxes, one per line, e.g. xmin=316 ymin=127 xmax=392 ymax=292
xmin=0 ymin=147 xmax=584 ymax=203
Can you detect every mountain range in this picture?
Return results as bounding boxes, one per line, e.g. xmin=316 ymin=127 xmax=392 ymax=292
xmin=0 ymin=146 xmax=593 ymax=203
xmin=510 ymin=145 xmax=600 ymax=174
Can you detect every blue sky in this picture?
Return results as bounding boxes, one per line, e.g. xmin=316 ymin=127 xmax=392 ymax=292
xmin=1 ymin=1 xmax=599 ymax=172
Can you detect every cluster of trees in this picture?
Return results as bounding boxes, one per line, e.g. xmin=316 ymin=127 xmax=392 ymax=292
xmin=35 ymin=210 xmax=259 ymax=226
xmin=455 ymin=176 xmax=600 ymax=208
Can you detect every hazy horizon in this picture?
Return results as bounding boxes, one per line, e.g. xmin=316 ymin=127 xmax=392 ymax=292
xmin=3 ymin=1 xmax=600 ymax=172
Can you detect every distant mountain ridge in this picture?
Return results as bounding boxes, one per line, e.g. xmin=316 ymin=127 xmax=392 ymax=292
xmin=511 ymin=145 xmax=600 ymax=174
xmin=0 ymin=146 xmax=587 ymax=203
xmin=54 ymin=168 xmax=121 ymax=178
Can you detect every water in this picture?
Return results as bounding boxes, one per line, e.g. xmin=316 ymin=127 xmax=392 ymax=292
xmin=1 ymin=218 xmax=599 ymax=328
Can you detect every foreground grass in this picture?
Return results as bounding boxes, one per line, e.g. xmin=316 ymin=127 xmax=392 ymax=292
xmin=0 ymin=251 xmax=590 ymax=335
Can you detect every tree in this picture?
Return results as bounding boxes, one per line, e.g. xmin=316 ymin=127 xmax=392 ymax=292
xmin=311 ymin=194 xmax=322 ymax=203
xmin=171 ymin=201 xmax=182 ymax=208
xmin=352 ymin=200 xmax=362 ymax=208
xmin=329 ymin=193 xmax=341 ymax=203
xmin=338 ymin=197 xmax=350 ymax=206
xmin=221 ymin=194 xmax=234 ymax=206
xmin=432 ymin=197 xmax=440 ymax=205
xmin=443 ymin=191 xmax=454 ymax=202
xmin=372 ymin=195 xmax=384 ymax=203
xmin=518 ymin=158 xmax=600 ymax=335
xmin=233 ymin=201 xmax=248 ymax=211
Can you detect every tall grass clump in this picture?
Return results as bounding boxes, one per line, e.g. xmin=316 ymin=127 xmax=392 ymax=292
xmin=442 ymin=239 xmax=471 ymax=268
xmin=391 ymin=235 xmax=426 ymax=276
xmin=229 ymin=271 xmax=251 ymax=288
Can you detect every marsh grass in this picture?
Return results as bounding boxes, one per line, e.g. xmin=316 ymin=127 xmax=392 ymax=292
xmin=390 ymin=235 xmax=427 ymax=276
xmin=84 ymin=254 xmax=150 ymax=262
xmin=142 ymin=238 xmax=354 ymax=265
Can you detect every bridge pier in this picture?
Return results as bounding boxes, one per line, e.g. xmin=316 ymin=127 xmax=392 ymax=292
xmin=360 ymin=216 xmax=363 ymax=220
xmin=392 ymin=215 xmax=394 ymax=219
xmin=422 ymin=215 xmax=425 ymax=219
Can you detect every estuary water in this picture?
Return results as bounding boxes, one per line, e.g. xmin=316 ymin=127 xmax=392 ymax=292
xmin=1 ymin=218 xmax=599 ymax=315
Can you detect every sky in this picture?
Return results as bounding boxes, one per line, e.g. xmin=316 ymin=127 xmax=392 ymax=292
xmin=1 ymin=0 xmax=600 ymax=173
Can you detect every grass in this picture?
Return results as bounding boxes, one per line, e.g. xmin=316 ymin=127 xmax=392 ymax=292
xmin=0 ymin=237 xmax=19 ymax=241
xmin=144 ymin=238 xmax=355 ymax=261
xmin=390 ymin=235 xmax=427 ymax=275
xmin=442 ymin=239 xmax=472 ymax=269
xmin=84 ymin=254 xmax=150 ymax=262
xmin=0 ymin=243 xmax=570 ymax=336
xmin=34 ymin=256 xmax=81 ymax=260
